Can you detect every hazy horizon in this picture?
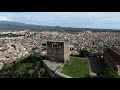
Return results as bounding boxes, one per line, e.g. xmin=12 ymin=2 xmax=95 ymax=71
xmin=0 ymin=12 xmax=120 ymax=29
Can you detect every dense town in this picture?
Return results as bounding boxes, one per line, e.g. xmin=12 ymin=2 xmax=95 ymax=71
xmin=0 ymin=30 xmax=120 ymax=64
xmin=0 ymin=30 xmax=120 ymax=78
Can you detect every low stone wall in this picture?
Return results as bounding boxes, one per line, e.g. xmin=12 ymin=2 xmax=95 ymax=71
xmin=42 ymin=60 xmax=62 ymax=78
xmin=55 ymin=72 xmax=72 ymax=78
xmin=42 ymin=60 xmax=72 ymax=78
xmin=55 ymin=63 xmax=72 ymax=78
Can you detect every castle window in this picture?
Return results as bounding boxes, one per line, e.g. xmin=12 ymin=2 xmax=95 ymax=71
xmin=52 ymin=43 xmax=58 ymax=48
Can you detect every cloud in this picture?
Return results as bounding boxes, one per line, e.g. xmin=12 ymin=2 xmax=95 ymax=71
xmin=1 ymin=12 xmax=120 ymax=29
xmin=0 ymin=16 xmax=12 ymax=21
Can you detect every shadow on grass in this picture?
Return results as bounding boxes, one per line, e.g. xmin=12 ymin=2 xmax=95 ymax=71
xmin=83 ymin=74 xmax=90 ymax=78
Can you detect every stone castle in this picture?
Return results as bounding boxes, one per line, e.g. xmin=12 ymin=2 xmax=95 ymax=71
xmin=103 ymin=46 xmax=120 ymax=75
xmin=47 ymin=40 xmax=70 ymax=63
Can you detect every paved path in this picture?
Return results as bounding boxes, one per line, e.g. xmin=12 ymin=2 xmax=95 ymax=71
xmin=42 ymin=60 xmax=63 ymax=72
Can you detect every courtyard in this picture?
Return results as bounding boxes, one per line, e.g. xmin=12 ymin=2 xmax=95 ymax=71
xmin=61 ymin=57 xmax=90 ymax=78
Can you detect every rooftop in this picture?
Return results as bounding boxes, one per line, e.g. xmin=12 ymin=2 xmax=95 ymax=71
xmin=47 ymin=40 xmax=65 ymax=43
xmin=110 ymin=46 xmax=120 ymax=65
xmin=47 ymin=39 xmax=69 ymax=43
xmin=105 ymin=51 xmax=120 ymax=65
xmin=111 ymin=46 xmax=120 ymax=56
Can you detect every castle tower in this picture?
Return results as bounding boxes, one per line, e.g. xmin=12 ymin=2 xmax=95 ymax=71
xmin=47 ymin=40 xmax=70 ymax=63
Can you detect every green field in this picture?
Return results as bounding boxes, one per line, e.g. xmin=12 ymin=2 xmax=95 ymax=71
xmin=61 ymin=57 xmax=90 ymax=78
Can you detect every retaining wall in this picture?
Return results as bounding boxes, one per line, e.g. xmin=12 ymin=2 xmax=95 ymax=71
xmin=42 ymin=60 xmax=72 ymax=78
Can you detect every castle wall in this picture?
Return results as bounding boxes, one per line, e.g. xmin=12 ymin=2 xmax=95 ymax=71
xmin=103 ymin=48 xmax=118 ymax=72
xmin=64 ymin=40 xmax=70 ymax=62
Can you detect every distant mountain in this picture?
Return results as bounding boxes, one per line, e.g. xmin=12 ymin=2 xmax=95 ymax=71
xmin=0 ymin=21 xmax=119 ymax=32
xmin=0 ymin=21 xmax=73 ymax=31
xmin=0 ymin=21 xmax=39 ymax=27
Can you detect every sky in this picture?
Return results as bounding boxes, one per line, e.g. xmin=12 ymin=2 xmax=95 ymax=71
xmin=0 ymin=12 xmax=120 ymax=29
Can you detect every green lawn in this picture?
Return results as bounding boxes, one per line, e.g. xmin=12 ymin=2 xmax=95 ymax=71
xmin=61 ymin=57 xmax=90 ymax=78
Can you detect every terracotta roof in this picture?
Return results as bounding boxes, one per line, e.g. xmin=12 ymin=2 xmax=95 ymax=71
xmin=0 ymin=55 xmax=5 ymax=58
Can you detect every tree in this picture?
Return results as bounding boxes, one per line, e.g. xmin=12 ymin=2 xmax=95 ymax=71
xmin=79 ymin=49 xmax=90 ymax=57
xmin=0 ymin=56 xmax=49 ymax=78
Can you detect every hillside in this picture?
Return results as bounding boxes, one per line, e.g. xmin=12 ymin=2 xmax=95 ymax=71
xmin=0 ymin=21 xmax=119 ymax=32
